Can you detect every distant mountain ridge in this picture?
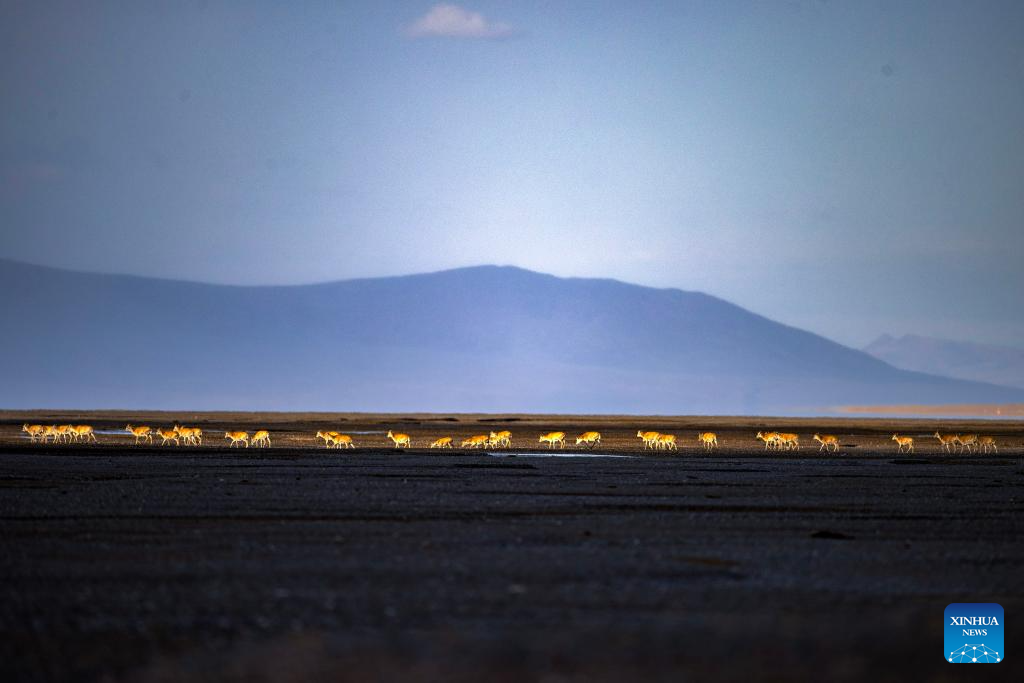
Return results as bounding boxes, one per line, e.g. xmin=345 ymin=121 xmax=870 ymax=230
xmin=2 ymin=258 xmax=1021 ymax=414
xmin=863 ymin=334 xmax=1024 ymax=391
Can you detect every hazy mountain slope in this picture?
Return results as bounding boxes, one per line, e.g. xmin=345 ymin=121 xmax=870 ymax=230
xmin=2 ymin=259 xmax=1020 ymax=414
xmin=864 ymin=334 xmax=1024 ymax=390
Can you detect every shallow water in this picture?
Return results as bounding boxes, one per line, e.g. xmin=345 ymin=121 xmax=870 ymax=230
xmin=486 ymin=450 xmax=636 ymax=459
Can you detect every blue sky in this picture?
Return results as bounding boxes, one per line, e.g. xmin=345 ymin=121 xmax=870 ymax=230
xmin=1 ymin=1 xmax=1022 ymax=348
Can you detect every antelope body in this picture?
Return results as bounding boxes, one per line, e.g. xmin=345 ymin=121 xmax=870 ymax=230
xmin=155 ymin=428 xmax=180 ymax=446
xmin=698 ymin=432 xmax=718 ymax=450
xmin=637 ymin=431 xmax=661 ymax=449
xmin=777 ymin=433 xmax=800 ymax=451
xmin=126 ymin=424 xmax=153 ymax=445
xmin=224 ymin=431 xmax=249 ymax=448
xmin=70 ymin=425 xmax=98 ymax=443
xmin=251 ymin=430 xmax=271 ymax=447
xmin=430 ymin=437 xmax=453 ymax=449
xmin=489 ymin=431 xmax=512 ymax=448
xmin=461 ymin=435 xmax=489 ymax=449
xmin=892 ymin=434 xmax=914 ymax=453
xmin=539 ymin=432 xmax=566 ymax=449
xmin=331 ymin=433 xmax=355 ymax=449
xmin=813 ymin=434 xmax=839 ymax=453
xmin=174 ymin=425 xmax=201 ymax=446
xmin=756 ymin=431 xmax=780 ymax=450
xmin=656 ymin=433 xmax=677 ymax=451
xmin=387 ymin=430 xmax=411 ymax=449
xmin=955 ymin=434 xmax=978 ymax=453
xmin=22 ymin=424 xmax=46 ymax=442
xmin=934 ymin=432 xmax=958 ymax=452
xmin=575 ymin=431 xmax=601 ymax=448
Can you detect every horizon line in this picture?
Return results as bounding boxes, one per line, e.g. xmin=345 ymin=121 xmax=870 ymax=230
xmin=0 ymin=255 xmax=700 ymax=294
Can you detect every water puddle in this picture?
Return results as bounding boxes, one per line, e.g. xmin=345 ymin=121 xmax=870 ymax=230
xmin=486 ymin=451 xmax=636 ymax=459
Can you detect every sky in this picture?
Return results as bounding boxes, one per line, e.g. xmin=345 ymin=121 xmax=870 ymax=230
xmin=1 ymin=0 xmax=1022 ymax=349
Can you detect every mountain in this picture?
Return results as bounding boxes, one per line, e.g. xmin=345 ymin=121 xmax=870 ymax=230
xmin=2 ymin=258 xmax=1021 ymax=414
xmin=863 ymin=334 xmax=1024 ymax=391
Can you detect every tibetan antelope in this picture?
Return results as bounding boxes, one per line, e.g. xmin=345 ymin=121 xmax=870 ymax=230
xmin=319 ymin=431 xmax=341 ymax=448
xmin=978 ymin=436 xmax=997 ymax=453
xmin=756 ymin=431 xmax=780 ymax=450
xmin=698 ymin=432 xmax=718 ymax=451
xmin=54 ymin=425 xmax=74 ymax=443
xmin=575 ymin=431 xmax=601 ymax=448
xmin=71 ymin=425 xmax=98 ymax=443
xmin=461 ymin=435 xmax=489 ymax=449
xmin=656 ymin=433 xmax=678 ymax=451
xmin=955 ymin=434 xmax=978 ymax=453
xmin=813 ymin=434 xmax=840 ymax=453
xmin=933 ymin=432 xmax=958 ymax=453
xmin=489 ymin=430 xmax=512 ymax=448
xmin=126 ymin=424 xmax=153 ymax=445
xmin=155 ymin=427 xmax=180 ymax=446
xmin=892 ymin=434 xmax=914 ymax=453
xmin=22 ymin=424 xmax=46 ymax=442
xmin=539 ymin=431 xmax=566 ymax=449
xmin=777 ymin=433 xmax=800 ymax=451
xmin=224 ymin=431 xmax=249 ymax=447
xmin=251 ymin=430 xmax=271 ymax=447
xmin=430 ymin=436 xmax=453 ymax=449
xmin=192 ymin=427 xmax=204 ymax=445
xmin=637 ymin=431 xmax=661 ymax=449
xmin=386 ymin=430 xmax=411 ymax=449
xmin=182 ymin=426 xmax=204 ymax=445
xmin=173 ymin=425 xmax=196 ymax=446
xmin=331 ymin=433 xmax=355 ymax=449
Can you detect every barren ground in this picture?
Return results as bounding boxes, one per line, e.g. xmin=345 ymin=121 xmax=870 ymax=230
xmin=1 ymin=411 xmax=1021 ymax=682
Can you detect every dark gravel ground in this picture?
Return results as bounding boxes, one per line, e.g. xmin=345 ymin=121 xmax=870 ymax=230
xmin=1 ymin=442 xmax=1022 ymax=682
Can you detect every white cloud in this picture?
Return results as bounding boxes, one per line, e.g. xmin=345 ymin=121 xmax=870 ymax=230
xmin=405 ymin=4 xmax=514 ymax=39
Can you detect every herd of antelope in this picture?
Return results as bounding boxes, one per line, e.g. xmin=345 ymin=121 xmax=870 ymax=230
xmin=20 ymin=423 xmax=97 ymax=444
xmin=21 ymin=423 xmax=274 ymax=448
xmin=17 ymin=423 xmax=1007 ymax=454
xmin=126 ymin=423 xmax=274 ymax=448
xmin=890 ymin=431 xmax=999 ymax=454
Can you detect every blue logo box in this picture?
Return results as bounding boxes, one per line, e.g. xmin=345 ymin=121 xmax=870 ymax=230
xmin=945 ymin=603 xmax=1003 ymax=663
